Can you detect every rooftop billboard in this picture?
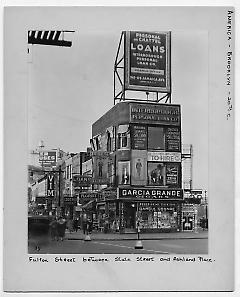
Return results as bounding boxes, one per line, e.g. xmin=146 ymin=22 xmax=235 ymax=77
xmin=125 ymin=31 xmax=171 ymax=92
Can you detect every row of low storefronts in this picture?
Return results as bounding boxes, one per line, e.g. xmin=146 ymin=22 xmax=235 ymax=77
xmin=29 ymin=102 xmax=207 ymax=233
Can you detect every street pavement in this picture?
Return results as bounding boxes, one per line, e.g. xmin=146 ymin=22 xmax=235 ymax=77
xmin=28 ymin=229 xmax=208 ymax=254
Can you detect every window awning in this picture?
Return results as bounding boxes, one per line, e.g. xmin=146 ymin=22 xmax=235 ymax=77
xmin=117 ymin=124 xmax=129 ymax=134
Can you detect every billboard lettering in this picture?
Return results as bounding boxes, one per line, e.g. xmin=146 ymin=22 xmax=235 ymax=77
xmin=39 ymin=151 xmax=57 ymax=167
xmin=47 ymin=173 xmax=55 ymax=197
xmin=130 ymin=103 xmax=181 ymax=125
xmin=119 ymin=187 xmax=183 ymax=200
xmin=125 ymin=31 xmax=171 ymax=92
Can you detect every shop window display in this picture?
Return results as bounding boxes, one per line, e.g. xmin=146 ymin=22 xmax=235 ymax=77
xmin=138 ymin=203 xmax=178 ymax=230
xmin=148 ymin=162 xmax=165 ymax=185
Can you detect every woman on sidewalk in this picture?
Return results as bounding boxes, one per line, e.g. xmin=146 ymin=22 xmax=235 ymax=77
xmin=57 ymin=217 xmax=67 ymax=241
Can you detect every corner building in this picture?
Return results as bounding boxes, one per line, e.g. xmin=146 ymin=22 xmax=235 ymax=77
xmin=92 ymin=101 xmax=183 ymax=233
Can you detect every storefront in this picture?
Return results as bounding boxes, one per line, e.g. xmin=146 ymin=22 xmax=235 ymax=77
xmin=116 ymin=187 xmax=183 ymax=233
xmin=182 ymin=204 xmax=197 ymax=232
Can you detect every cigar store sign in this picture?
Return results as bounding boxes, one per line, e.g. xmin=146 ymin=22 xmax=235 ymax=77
xmin=130 ymin=103 xmax=181 ymax=125
xmin=148 ymin=152 xmax=181 ymax=162
xmin=119 ymin=188 xmax=183 ymax=200
xmin=125 ymin=31 xmax=171 ymax=92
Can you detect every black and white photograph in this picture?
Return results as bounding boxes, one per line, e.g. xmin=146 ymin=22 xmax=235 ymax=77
xmin=3 ymin=4 xmax=235 ymax=293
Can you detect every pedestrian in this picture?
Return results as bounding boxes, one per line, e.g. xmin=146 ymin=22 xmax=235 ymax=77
xmin=57 ymin=217 xmax=67 ymax=241
xmin=73 ymin=218 xmax=79 ymax=232
xmin=86 ymin=218 xmax=92 ymax=235
xmin=67 ymin=218 xmax=74 ymax=233
xmin=49 ymin=217 xmax=59 ymax=241
xmin=82 ymin=217 xmax=87 ymax=234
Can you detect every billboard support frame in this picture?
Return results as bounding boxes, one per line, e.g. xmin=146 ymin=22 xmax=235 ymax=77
xmin=114 ymin=31 xmax=171 ymax=105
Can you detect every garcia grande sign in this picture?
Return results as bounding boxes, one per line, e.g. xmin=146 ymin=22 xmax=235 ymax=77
xmin=125 ymin=31 xmax=171 ymax=92
xmin=119 ymin=187 xmax=183 ymax=200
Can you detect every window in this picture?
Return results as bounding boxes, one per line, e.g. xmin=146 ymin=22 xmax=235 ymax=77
xmin=148 ymin=126 xmax=165 ymax=150
xmin=117 ymin=125 xmax=130 ymax=149
xmin=148 ymin=162 xmax=165 ymax=186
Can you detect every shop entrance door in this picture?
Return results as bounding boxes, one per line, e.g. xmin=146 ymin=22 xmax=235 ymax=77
xmin=125 ymin=203 xmax=136 ymax=231
xmin=182 ymin=213 xmax=194 ymax=231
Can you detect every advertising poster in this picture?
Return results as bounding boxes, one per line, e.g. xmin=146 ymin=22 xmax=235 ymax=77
xmin=39 ymin=150 xmax=57 ymax=167
xmin=166 ymin=164 xmax=180 ymax=186
xmin=125 ymin=31 xmax=171 ymax=92
xmin=131 ymin=124 xmax=147 ymax=149
xmin=131 ymin=150 xmax=147 ymax=185
xmin=166 ymin=127 xmax=181 ymax=151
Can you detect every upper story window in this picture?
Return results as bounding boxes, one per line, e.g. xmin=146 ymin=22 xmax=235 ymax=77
xmin=117 ymin=125 xmax=130 ymax=149
xmin=148 ymin=126 xmax=165 ymax=150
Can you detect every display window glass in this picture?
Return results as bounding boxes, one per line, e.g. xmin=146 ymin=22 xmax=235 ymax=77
xmin=148 ymin=162 xmax=165 ymax=185
xmin=138 ymin=203 xmax=178 ymax=230
xmin=148 ymin=126 xmax=165 ymax=150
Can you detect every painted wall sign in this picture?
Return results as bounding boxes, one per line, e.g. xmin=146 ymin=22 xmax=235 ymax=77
xmin=131 ymin=125 xmax=147 ymax=150
xmin=125 ymin=31 xmax=171 ymax=92
xmin=148 ymin=151 xmax=181 ymax=162
xmin=119 ymin=187 xmax=183 ymax=200
xmin=166 ymin=127 xmax=181 ymax=151
xmin=130 ymin=103 xmax=181 ymax=125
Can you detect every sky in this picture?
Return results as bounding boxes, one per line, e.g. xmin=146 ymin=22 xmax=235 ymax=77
xmin=27 ymin=9 xmax=208 ymax=190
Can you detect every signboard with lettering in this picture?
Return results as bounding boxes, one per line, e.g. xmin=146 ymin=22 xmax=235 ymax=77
xmin=119 ymin=187 xmax=183 ymax=200
xmin=148 ymin=152 xmax=181 ymax=162
xmin=39 ymin=151 xmax=57 ymax=167
xmin=47 ymin=173 xmax=55 ymax=197
xmin=166 ymin=164 xmax=180 ymax=185
xmin=131 ymin=125 xmax=147 ymax=150
xmin=130 ymin=103 xmax=181 ymax=126
xmin=64 ymin=196 xmax=77 ymax=206
xmin=73 ymin=175 xmax=92 ymax=187
xmin=79 ymin=192 xmax=100 ymax=201
xmin=166 ymin=127 xmax=181 ymax=152
xmin=125 ymin=31 xmax=171 ymax=92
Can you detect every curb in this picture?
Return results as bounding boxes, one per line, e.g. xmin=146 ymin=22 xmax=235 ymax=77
xmin=67 ymin=236 xmax=208 ymax=241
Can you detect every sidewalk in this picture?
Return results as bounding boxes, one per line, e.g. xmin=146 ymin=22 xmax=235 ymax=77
xmin=65 ymin=229 xmax=208 ymax=241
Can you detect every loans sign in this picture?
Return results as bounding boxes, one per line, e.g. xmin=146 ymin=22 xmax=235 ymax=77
xmin=125 ymin=31 xmax=171 ymax=92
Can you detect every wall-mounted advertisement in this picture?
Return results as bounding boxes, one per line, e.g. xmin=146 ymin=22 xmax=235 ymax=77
xmin=148 ymin=151 xmax=181 ymax=162
xmin=39 ymin=150 xmax=57 ymax=167
xmin=166 ymin=127 xmax=181 ymax=152
xmin=131 ymin=150 xmax=147 ymax=186
xmin=125 ymin=31 xmax=171 ymax=92
xmin=130 ymin=103 xmax=181 ymax=126
xmin=118 ymin=161 xmax=130 ymax=185
xmin=92 ymin=153 xmax=115 ymax=185
xmin=148 ymin=162 xmax=165 ymax=185
xmin=166 ymin=164 xmax=180 ymax=186
xmin=131 ymin=124 xmax=147 ymax=150
xmin=46 ymin=173 xmax=55 ymax=197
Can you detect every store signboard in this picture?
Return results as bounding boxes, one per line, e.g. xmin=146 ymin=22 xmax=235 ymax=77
xmin=73 ymin=175 xmax=92 ymax=187
xmin=64 ymin=196 xmax=77 ymax=206
xmin=119 ymin=187 xmax=183 ymax=200
xmin=184 ymin=190 xmax=203 ymax=199
xmin=39 ymin=150 xmax=57 ymax=167
xmin=125 ymin=31 xmax=171 ymax=92
xmin=130 ymin=103 xmax=181 ymax=126
xmin=47 ymin=173 xmax=55 ymax=197
xmin=148 ymin=151 xmax=181 ymax=162
xmin=79 ymin=192 xmax=99 ymax=201
xmin=131 ymin=125 xmax=147 ymax=150
xmin=166 ymin=127 xmax=181 ymax=152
